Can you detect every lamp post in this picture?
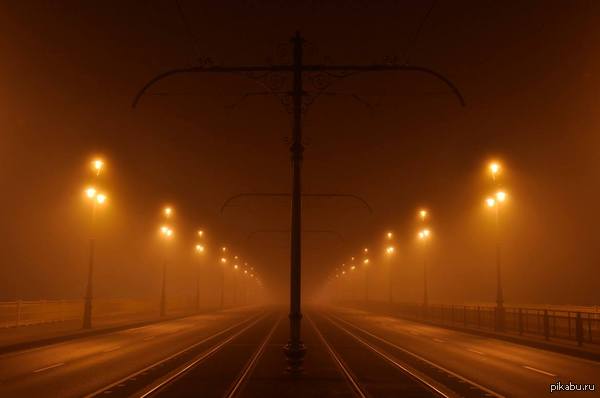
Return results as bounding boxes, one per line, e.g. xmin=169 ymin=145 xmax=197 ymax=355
xmin=418 ymin=228 xmax=431 ymax=308
xmin=82 ymin=158 xmax=107 ymax=329
xmin=220 ymin=248 xmax=227 ymax=309
xmin=385 ymin=231 xmax=395 ymax=304
xmin=362 ymin=247 xmax=370 ymax=303
xmin=194 ymin=241 xmax=205 ymax=313
xmin=486 ymin=161 xmax=507 ymax=331
xmin=385 ymin=242 xmax=395 ymax=304
xmin=159 ymin=206 xmax=174 ymax=317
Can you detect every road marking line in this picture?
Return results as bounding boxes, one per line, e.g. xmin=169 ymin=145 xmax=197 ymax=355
xmin=33 ymin=362 xmax=65 ymax=373
xmin=102 ymin=345 xmax=121 ymax=353
xmin=433 ymin=338 xmax=446 ymax=343
xmin=468 ymin=348 xmax=485 ymax=355
xmin=522 ymin=365 xmax=556 ymax=377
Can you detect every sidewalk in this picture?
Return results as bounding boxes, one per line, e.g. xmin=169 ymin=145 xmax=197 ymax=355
xmin=0 ymin=309 xmax=212 ymax=354
xmin=335 ymin=304 xmax=600 ymax=362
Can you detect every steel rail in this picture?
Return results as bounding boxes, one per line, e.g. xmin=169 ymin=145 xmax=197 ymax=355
xmin=137 ymin=313 xmax=270 ymax=398
xmin=84 ymin=311 xmax=265 ymax=398
xmin=321 ymin=313 xmax=452 ymax=398
xmin=305 ymin=314 xmax=368 ymax=398
xmin=224 ymin=315 xmax=283 ymax=398
xmin=328 ymin=312 xmax=506 ymax=398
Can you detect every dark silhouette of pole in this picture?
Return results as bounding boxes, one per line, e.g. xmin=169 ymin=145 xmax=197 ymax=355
xmin=220 ymin=261 xmax=225 ymax=309
xmin=160 ymin=260 xmax=167 ymax=317
xmin=133 ymin=32 xmax=464 ymax=373
xmin=283 ymin=32 xmax=307 ymax=372
xmin=82 ymin=220 xmax=95 ymax=329
xmin=495 ymin=197 xmax=504 ymax=331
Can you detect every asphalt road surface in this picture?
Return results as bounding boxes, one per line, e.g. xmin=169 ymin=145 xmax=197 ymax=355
xmin=0 ymin=305 xmax=598 ymax=397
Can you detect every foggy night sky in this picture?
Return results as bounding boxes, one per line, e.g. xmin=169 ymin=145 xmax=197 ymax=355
xmin=1 ymin=1 xmax=599 ymax=305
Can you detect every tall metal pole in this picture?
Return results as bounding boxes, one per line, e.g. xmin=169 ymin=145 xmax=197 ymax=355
xmin=364 ymin=267 xmax=369 ymax=303
xmin=423 ymin=255 xmax=428 ymax=307
xmin=388 ymin=260 xmax=393 ymax=304
xmin=132 ymin=35 xmax=464 ymax=371
xmin=82 ymin=204 xmax=96 ymax=329
xmin=220 ymin=265 xmax=225 ymax=309
xmin=495 ymin=205 xmax=504 ymax=331
xmin=196 ymin=270 xmax=200 ymax=313
xmin=160 ymin=260 xmax=167 ymax=317
xmin=283 ymin=32 xmax=307 ymax=373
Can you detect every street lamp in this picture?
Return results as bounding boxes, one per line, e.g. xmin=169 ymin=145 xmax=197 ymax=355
xmin=418 ymin=228 xmax=431 ymax=308
xmin=194 ymin=241 xmax=206 ymax=312
xmin=486 ymin=172 xmax=508 ymax=331
xmin=159 ymin=206 xmax=174 ymax=318
xmin=82 ymin=157 xmax=108 ymax=330
xmin=385 ymin=244 xmax=395 ymax=304
xmin=219 ymin=254 xmax=227 ymax=309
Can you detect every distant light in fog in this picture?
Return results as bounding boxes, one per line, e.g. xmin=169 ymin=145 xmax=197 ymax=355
xmin=234 ymin=264 xmax=239 ymax=270
xmin=163 ymin=206 xmax=173 ymax=218
xmin=489 ymin=161 xmax=501 ymax=179
xmin=95 ymin=193 xmax=107 ymax=205
xmin=419 ymin=209 xmax=428 ymax=221
xmin=221 ymin=246 xmax=227 ymax=252
xmin=496 ymin=190 xmax=507 ymax=202
xmin=386 ymin=231 xmax=393 ymax=240
xmin=418 ymin=228 xmax=431 ymax=240
xmin=85 ymin=187 xmax=97 ymax=199
xmin=363 ymin=247 xmax=369 ymax=253
xmin=195 ymin=244 xmax=205 ymax=253
xmin=91 ymin=158 xmax=104 ymax=176
xmin=220 ymin=257 xmax=227 ymax=264
xmin=386 ymin=246 xmax=395 ymax=255
xmin=160 ymin=225 xmax=173 ymax=238
xmin=486 ymin=197 xmax=496 ymax=208
xmin=197 ymin=229 xmax=204 ymax=237
xmin=363 ymin=258 xmax=370 ymax=265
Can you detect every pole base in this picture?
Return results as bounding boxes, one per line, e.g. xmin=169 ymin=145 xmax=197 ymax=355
xmin=283 ymin=341 xmax=307 ymax=374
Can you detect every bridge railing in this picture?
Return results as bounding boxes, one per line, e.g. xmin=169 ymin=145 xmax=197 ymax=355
xmin=0 ymin=297 xmax=207 ymax=328
xmin=343 ymin=301 xmax=600 ymax=347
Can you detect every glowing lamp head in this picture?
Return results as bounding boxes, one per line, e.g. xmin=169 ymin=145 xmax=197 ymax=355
xmin=386 ymin=246 xmax=395 ymax=255
xmin=92 ymin=159 xmax=104 ymax=175
xmin=195 ymin=244 xmax=205 ymax=253
xmin=363 ymin=247 xmax=369 ymax=254
xmin=85 ymin=187 xmax=97 ymax=199
xmin=163 ymin=207 xmax=173 ymax=218
xmin=95 ymin=193 xmax=107 ymax=205
xmin=234 ymin=255 xmax=239 ymax=260
xmin=350 ymin=265 xmax=356 ymax=271
xmin=489 ymin=162 xmax=501 ymax=176
xmin=221 ymin=246 xmax=227 ymax=252
xmin=234 ymin=264 xmax=239 ymax=270
xmin=486 ymin=197 xmax=496 ymax=208
xmin=363 ymin=258 xmax=370 ymax=265
xmin=220 ymin=257 xmax=227 ymax=264
xmin=197 ymin=230 xmax=204 ymax=237
xmin=496 ymin=191 xmax=507 ymax=202
xmin=419 ymin=209 xmax=428 ymax=220
xmin=386 ymin=231 xmax=393 ymax=240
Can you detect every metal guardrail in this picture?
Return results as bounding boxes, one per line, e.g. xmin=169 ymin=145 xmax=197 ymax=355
xmin=0 ymin=298 xmax=202 ymax=328
xmin=341 ymin=301 xmax=600 ymax=347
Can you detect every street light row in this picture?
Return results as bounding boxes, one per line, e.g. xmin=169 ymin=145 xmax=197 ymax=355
xmin=329 ymin=160 xmax=510 ymax=330
xmin=80 ymin=157 xmax=263 ymax=329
